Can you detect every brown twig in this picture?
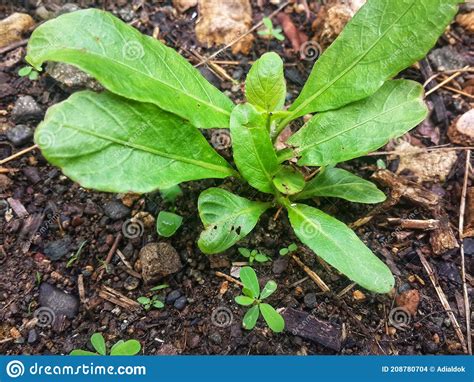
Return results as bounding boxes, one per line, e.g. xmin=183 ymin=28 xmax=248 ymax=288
xmin=98 ymin=285 xmax=141 ymax=310
xmin=290 ymin=253 xmax=330 ymax=292
xmin=0 ymin=144 xmax=38 ymax=165
xmin=425 ymin=69 xmax=465 ymax=96
xmin=386 ymin=218 xmax=439 ymax=230
xmin=458 ymin=150 xmax=472 ymax=355
xmin=0 ymin=38 xmax=28 ymax=55
xmin=97 ymin=233 xmax=122 ymax=279
xmin=417 ymin=251 xmax=467 ymax=353
xmin=215 ymin=271 xmax=243 ymax=287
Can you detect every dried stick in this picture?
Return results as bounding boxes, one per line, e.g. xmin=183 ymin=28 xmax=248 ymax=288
xmin=386 ymin=218 xmax=439 ymax=230
xmin=458 ymin=150 xmax=472 ymax=354
xmin=291 ymin=253 xmax=330 ymax=292
xmin=215 ymin=271 xmax=243 ymax=287
xmin=0 ymin=144 xmax=38 ymax=165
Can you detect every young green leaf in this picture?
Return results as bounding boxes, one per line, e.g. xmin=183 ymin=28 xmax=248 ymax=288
xmin=294 ymin=167 xmax=386 ymax=204
xmin=152 ymin=300 xmax=165 ymax=309
xmin=26 ymin=9 xmax=234 ymax=129
xmin=109 ymin=339 xmax=141 ymax=356
xmin=239 ymin=266 xmax=260 ymax=298
xmin=230 ymin=104 xmax=280 ymax=194
xmin=279 ymin=0 xmax=459 ymax=126
xmin=288 ymin=80 xmax=427 ymax=166
xmin=160 ymin=184 xmax=182 ymax=204
xmin=156 ymin=211 xmax=183 ymax=237
xmin=235 ymin=296 xmax=255 ymax=306
xmin=238 ymin=248 xmax=251 ymax=258
xmin=260 ymin=280 xmax=277 ymax=300
xmin=198 ymin=188 xmax=270 ymax=254
xmin=285 ymin=203 xmax=394 ymax=293
xmin=18 ymin=66 xmax=32 ymax=76
xmin=260 ymin=303 xmax=284 ymax=333
xmin=245 ymin=52 xmax=286 ymax=112
xmin=272 ymin=166 xmax=305 ymax=195
xmin=254 ymin=253 xmax=269 ymax=263
xmin=91 ymin=333 xmax=106 ymax=356
xmin=110 ymin=340 xmax=124 ymax=354
xmin=35 ymin=91 xmax=236 ymax=193
xmin=137 ymin=297 xmax=151 ymax=305
xmin=242 ymin=288 xmax=254 ymax=298
xmin=70 ymin=350 xmax=98 ymax=356
xmin=242 ymin=305 xmax=260 ymax=330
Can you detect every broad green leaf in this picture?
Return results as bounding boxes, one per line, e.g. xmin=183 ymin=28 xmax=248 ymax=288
xmin=110 ymin=340 xmax=141 ymax=356
xmin=243 ymin=305 xmax=260 ymax=330
xmin=288 ymin=80 xmax=427 ymax=166
xmin=110 ymin=340 xmax=124 ymax=354
xmin=260 ymin=303 xmax=285 ymax=333
xmin=245 ymin=52 xmax=286 ymax=112
xmin=35 ymin=91 xmax=235 ymax=193
xmin=286 ymin=202 xmax=394 ymax=293
xmin=280 ymin=0 xmax=459 ymax=126
xmin=230 ymin=104 xmax=280 ymax=194
xmin=242 ymin=288 xmax=254 ymax=298
xmin=91 ymin=333 xmax=106 ymax=356
xmin=156 ymin=211 xmax=183 ymax=237
xmin=260 ymin=280 xmax=277 ymax=299
xmin=272 ymin=166 xmax=305 ymax=195
xmin=239 ymin=266 xmax=260 ymax=298
xmin=235 ymin=296 xmax=255 ymax=306
xmin=70 ymin=350 xmax=98 ymax=356
xmin=198 ymin=188 xmax=270 ymax=254
xmin=295 ymin=167 xmax=386 ymax=204
xmin=26 ymin=9 xmax=234 ymax=128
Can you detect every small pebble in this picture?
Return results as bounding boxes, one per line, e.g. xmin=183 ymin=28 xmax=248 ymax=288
xmin=303 ymin=293 xmax=318 ymax=309
xmin=173 ymin=296 xmax=187 ymax=311
xmin=166 ymin=290 xmax=181 ymax=304
xmin=6 ymin=125 xmax=33 ymax=147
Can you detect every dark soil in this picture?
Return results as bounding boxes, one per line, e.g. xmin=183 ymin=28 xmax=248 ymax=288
xmin=0 ymin=0 xmax=473 ymax=356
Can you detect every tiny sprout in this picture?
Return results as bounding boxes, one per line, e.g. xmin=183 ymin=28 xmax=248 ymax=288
xmin=70 ymin=333 xmax=141 ymax=356
xmin=257 ymin=17 xmax=285 ymax=41
xmin=18 ymin=65 xmax=40 ymax=81
xmin=279 ymin=243 xmax=298 ymax=256
xmin=137 ymin=294 xmax=165 ymax=311
xmin=238 ymin=247 xmax=270 ymax=265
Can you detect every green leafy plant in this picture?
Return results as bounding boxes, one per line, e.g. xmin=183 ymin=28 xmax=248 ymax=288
xmin=70 ymin=333 xmax=141 ymax=356
xmin=238 ymin=247 xmax=270 ymax=265
xmin=137 ymin=294 xmax=165 ymax=311
xmin=257 ymin=17 xmax=284 ymax=41
xmin=235 ymin=267 xmax=284 ymax=332
xmin=279 ymin=243 xmax=298 ymax=256
xmin=18 ymin=65 xmax=40 ymax=80
xmin=26 ymin=1 xmax=460 ymax=293
xmin=156 ymin=210 xmax=183 ymax=237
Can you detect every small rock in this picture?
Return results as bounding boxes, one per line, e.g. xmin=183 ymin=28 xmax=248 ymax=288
xmin=139 ymin=242 xmax=182 ymax=284
xmin=27 ymin=329 xmax=38 ymax=344
xmin=272 ymin=256 xmax=288 ymax=275
xmin=447 ymin=109 xmax=474 ymax=146
xmin=166 ymin=290 xmax=181 ymax=304
xmin=43 ymin=236 xmax=72 ymax=261
xmin=11 ymin=96 xmax=43 ymax=123
xmin=352 ymin=290 xmax=366 ymax=301
xmin=172 ymin=0 xmax=197 ymax=13
xmin=428 ymin=46 xmax=468 ymax=71
xmin=124 ymin=276 xmax=140 ymax=291
xmin=422 ymin=340 xmax=439 ymax=354
xmin=46 ymin=62 xmax=102 ymax=92
xmin=56 ymin=3 xmax=81 ymax=16
xmin=437 ymin=261 xmax=462 ymax=284
xmin=209 ymin=332 xmax=222 ymax=345
xmin=208 ymin=254 xmax=230 ymax=269
xmin=0 ymin=174 xmax=13 ymax=192
xmin=464 ymin=238 xmax=474 ymax=255
xmin=6 ymin=124 xmax=33 ymax=147
xmin=173 ymin=296 xmax=187 ymax=311
xmin=103 ymin=200 xmax=130 ymax=220
xmin=456 ymin=11 xmax=474 ymax=33
xmin=0 ymin=13 xmax=35 ymax=49
xmin=35 ymin=5 xmax=53 ymax=20
xmin=395 ymin=289 xmax=420 ymax=316
xmin=303 ymin=293 xmax=318 ymax=309
xmin=23 ymin=166 xmax=41 ymax=184
xmin=39 ymin=283 xmax=79 ymax=319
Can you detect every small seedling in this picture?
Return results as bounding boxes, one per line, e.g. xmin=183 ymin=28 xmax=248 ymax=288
xmin=150 ymin=283 xmax=169 ymax=292
xmin=67 ymin=240 xmax=88 ymax=268
xmin=18 ymin=65 xmax=40 ymax=80
xmin=137 ymin=294 xmax=164 ymax=311
xmin=156 ymin=210 xmax=183 ymax=237
xmin=279 ymin=243 xmax=298 ymax=256
xmin=70 ymin=333 xmax=141 ymax=356
xmin=238 ymin=247 xmax=270 ymax=265
xmin=235 ymin=266 xmax=284 ymax=332
xmin=257 ymin=17 xmax=284 ymax=41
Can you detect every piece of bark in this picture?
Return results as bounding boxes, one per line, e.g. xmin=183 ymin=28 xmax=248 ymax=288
xmin=282 ymin=307 xmax=341 ymax=351
xmin=430 ymin=207 xmax=459 ymax=255
xmin=387 ymin=218 xmax=439 ymax=230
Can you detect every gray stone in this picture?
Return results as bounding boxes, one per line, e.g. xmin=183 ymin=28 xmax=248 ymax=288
xmin=303 ymin=293 xmax=318 ymax=309
xmin=209 ymin=332 xmax=222 ymax=345
xmin=27 ymin=329 xmax=38 ymax=344
xmin=173 ymin=296 xmax=187 ymax=311
xmin=46 ymin=62 xmax=103 ymax=92
xmin=139 ymin=242 xmax=182 ymax=284
xmin=6 ymin=125 xmax=33 ymax=147
xmin=166 ymin=290 xmax=181 ymax=304
xmin=103 ymin=200 xmax=130 ymax=220
xmin=43 ymin=236 xmax=72 ymax=261
xmin=11 ymin=96 xmax=42 ymax=123
xmin=428 ymin=46 xmax=469 ymax=71
xmin=39 ymin=283 xmax=79 ymax=319
xmin=56 ymin=3 xmax=81 ymax=16
xmin=124 ymin=276 xmax=140 ymax=291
